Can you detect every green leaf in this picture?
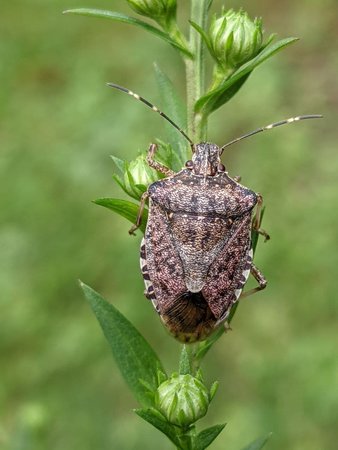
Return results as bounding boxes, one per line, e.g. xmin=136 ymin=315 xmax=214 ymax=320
xmin=153 ymin=63 xmax=189 ymax=168
xmin=156 ymin=140 xmax=186 ymax=174
xmin=209 ymin=381 xmax=219 ymax=401
xmin=206 ymin=0 xmax=214 ymax=11
xmin=134 ymin=183 xmax=148 ymax=193
xmin=208 ymin=72 xmax=251 ymax=112
xmin=112 ymin=173 xmax=132 ymax=198
xmin=194 ymin=325 xmax=225 ymax=362
xmin=260 ymin=33 xmax=276 ymax=52
xmin=157 ymin=370 xmax=168 ymax=385
xmin=111 ymin=156 xmax=142 ymax=200
xmin=63 ymin=9 xmax=193 ymax=57
xmin=93 ymin=198 xmax=148 ymax=234
xmin=195 ymin=37 xmax=298 ymax=114
xmin=125 ymin=166 xmax=144 ymax=199
xmin=80 ymin=283 xmax=166 ymax=407
xmin=134 ymin=407 xmax=182 ymax=448
xmin=189 ymin=20 xmax=212 ymax=55
xmin=196 ymin=424 xmax=226 ymax=450
xmin=240 ymin=433 xmax=272 ymax=450
xmin=111 ymin=155 xmax=125 ymax=175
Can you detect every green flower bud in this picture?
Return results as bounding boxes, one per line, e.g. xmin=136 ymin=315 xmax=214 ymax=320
xmin=209 ymin=9 xmax=263 ymax=71
xmin=123 ymin=154 xmax=158 ymax=199
xmin=155 ymin=373 xmax=210 ymax=427
xmin=126 ymin=0 xmax=177 ymax=28
xmin=128 ymin=154 xmax=158 ymax=186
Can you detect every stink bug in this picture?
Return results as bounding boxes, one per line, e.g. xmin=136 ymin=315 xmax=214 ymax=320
xmin=108 ymin=83 xmax=322 ymax=343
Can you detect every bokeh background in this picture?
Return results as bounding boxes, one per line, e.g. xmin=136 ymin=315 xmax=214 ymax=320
xmin=1 ymin=1 xmax=337 ymax=449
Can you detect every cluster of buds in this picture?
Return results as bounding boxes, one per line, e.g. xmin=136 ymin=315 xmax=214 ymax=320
xmin=155 ymin=373 xmax=217 ymax=427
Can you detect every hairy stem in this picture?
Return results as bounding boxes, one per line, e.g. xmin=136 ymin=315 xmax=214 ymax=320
xmin=185 ymin=0 xmax=210 ymax=142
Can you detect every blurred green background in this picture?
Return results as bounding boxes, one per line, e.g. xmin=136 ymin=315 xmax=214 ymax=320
xmin=1 ymin=1 xmax=337 ymax=449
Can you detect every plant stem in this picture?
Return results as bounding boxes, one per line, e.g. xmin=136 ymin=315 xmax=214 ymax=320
xmin=185 ymin=0 xmax=210 ymax=142
xmin=177 ymin=425 xmax=196 ymax=450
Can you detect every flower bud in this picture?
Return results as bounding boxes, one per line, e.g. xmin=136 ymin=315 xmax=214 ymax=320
xmin=209 ymin=9 xmax=263 ymax=71
xmin=123 ymin=154 xmax=158 ymax=198
xmin=155 ymin=373 xmax=210 ymax=427
xmin=126 ymin=0 xmax=177 ymax=28
xmin=128 ymin=154 xmax=158 ymax=186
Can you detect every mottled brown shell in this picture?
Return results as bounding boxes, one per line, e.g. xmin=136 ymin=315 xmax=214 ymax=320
xmin=140 ymin=166 xmax=257 ymax=343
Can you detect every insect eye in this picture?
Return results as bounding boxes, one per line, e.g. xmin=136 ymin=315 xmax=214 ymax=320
xmin=185 ymin=160 xmax=194 ymax=169
xmin=218 ymin=163 xmax=226 ymax=172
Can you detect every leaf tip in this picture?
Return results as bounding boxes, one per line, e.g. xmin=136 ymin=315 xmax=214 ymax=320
xmin=78 ymin=279 xmax=86 ymax=289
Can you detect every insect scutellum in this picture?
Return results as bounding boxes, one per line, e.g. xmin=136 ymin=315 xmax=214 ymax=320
xmin=107 ymin=82 xmax=323 ymax=157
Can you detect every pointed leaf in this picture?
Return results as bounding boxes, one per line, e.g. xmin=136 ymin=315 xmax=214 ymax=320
xmin=112 ymin=173 xmax=132 ymax=197
xmin=206 ymin=0 xmax=214 ymax=11
xmin=111 ymin=155 xmax=125 ymax=175
xmin=195 ymin=37 xmax=298 ymax=114
xmin=153 ymin=64 xmax=187 ymax=131
xmin=134 ymin=407 xmax=182 ymax=448
xmin=196 ymin=424 xmax=226 ymax=450
xmin=189 ymin=20 xmax=212 ymax=55
xmin=194 ymin=325 xmax=225 ymax=362
xmin=260 ymin=33 xmax=276 ymax=52
xmin=134 ymin=183 xmax=148 ymax=193
xmin=157 ymin=370 xmax=168 ymax=385
xmin=240 ymin=433 xmax=272 ymax=450
xmin=125 ymin=166 xmax=143 ymax=199
xmin=110 ymin=156 xmax=141 ymax=200
xmin=153 ymin=64 xmax=189 ymax=168
xmin=208 ymin=72 xmax=251 ymax=112
xmin=93 ymin=198 xmax=148 ymax=234
xmin=209 ymin=381 xmax=219 ymax=401
xmin=63 ymin=9 xmax=193 ymax=57
xmin=80 ymin=282 xmax=166 ymax=407
xmin=156 ymin=140 xmax=186 ymax=173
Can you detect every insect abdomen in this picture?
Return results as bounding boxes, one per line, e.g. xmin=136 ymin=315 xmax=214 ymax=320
xmin=160 ymin=292 xmax=218 ymax=343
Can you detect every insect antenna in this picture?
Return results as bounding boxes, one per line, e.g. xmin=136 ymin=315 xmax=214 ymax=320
xmin=107 ymin=83 xmax=194 ymax=145
xmin=221 ymin=114 xmax=323 ymax=152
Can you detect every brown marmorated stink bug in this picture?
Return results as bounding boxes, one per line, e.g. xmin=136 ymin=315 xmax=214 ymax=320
xmin=108 ymin=83 xmax=322 ymax=343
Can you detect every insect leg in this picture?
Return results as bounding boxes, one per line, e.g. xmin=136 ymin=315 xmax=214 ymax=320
xmin=252 ymin=194 xmax=270 ymax=241
xmin=129 ymin=191 xmax=149 ymax=235
xmin=240 ymin=263 xmax=267 ymax=299
xmin=233 ymin=175 xmax=242 ymax=182
xmin=146 ymin=143 xmax=175 ymax=177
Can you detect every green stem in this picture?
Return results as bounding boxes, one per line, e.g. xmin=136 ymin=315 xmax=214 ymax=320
xmin=185 ymin=0 xmax=210 ymax=142
xmin=177 ymin=425 xmax=196 ymax=450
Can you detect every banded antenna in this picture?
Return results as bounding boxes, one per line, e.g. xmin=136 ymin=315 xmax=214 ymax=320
xmin=107 ymin=83 xmax=194 ymax=145
xmin=221 ymin=114 xmax=323 ymax=152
